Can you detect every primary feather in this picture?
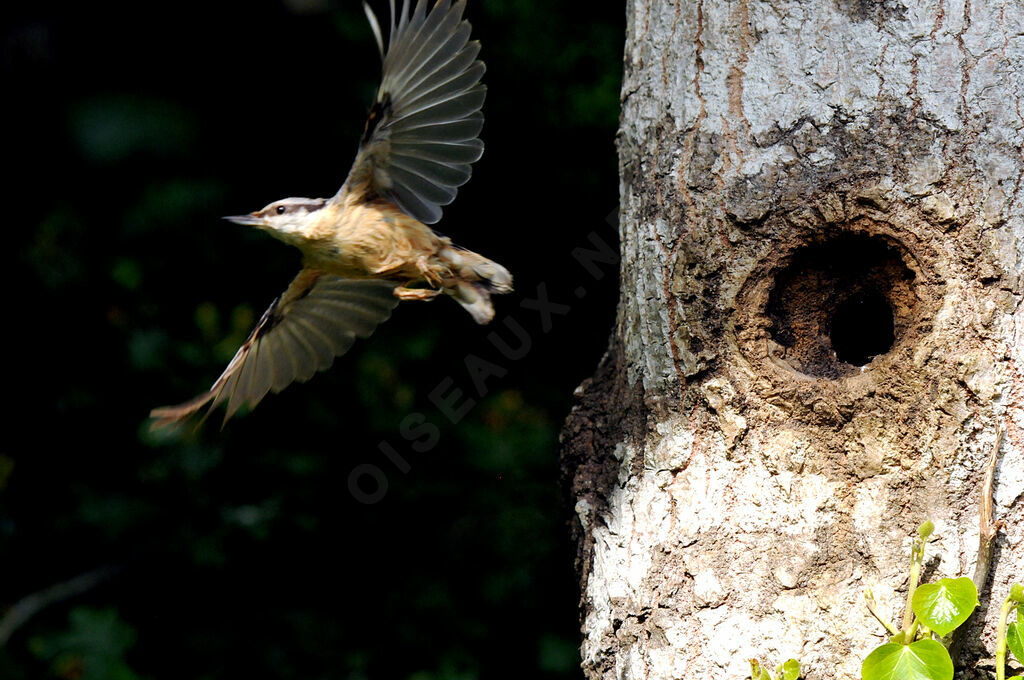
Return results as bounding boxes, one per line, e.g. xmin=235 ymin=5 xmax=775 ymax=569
xmin=150 ymin=273 xmax=399 ymax=429
xmin=338 ymin=0 xmax=486 ymax=225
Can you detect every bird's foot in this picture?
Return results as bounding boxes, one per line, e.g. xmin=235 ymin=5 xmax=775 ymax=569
xmin=416 ymin=256 xmax=445 ymax=288
xmin=394 ymin=286 xmax=442 ymax=301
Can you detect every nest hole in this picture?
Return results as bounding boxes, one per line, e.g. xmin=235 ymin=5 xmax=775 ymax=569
xmin=766 ymin=234 xmax=915 ymax=379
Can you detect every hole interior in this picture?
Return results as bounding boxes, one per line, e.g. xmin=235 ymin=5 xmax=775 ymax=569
xmin=830 ymin=289 xmax=895 ymax=365
xmin=765 ymin=233 xmax=914 ymax=378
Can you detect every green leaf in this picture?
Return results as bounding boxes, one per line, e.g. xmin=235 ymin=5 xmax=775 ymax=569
xmin=1006 ymin=676 xmax=1024 ymax=680
xmin=1008 ymin=622 xmax=1024 ymax=664
xmin=749 ymin=660 xmax=771 ymax=680
xmin=862 ymin=640 xmax=953 ymax=680
xmin=912 ymin=577 xmax=979 ymax=637
xmin=918 ymin=520 xmax=934 ymax=540
xmin=778 ymin=658 xmax=800 ymax=680
xmin=1011 ymin=583 xmax=1024 ymax=603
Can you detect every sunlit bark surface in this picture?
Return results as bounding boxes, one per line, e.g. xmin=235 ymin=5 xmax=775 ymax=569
xmin=562 ymin=1 xmax=1024 ymax=677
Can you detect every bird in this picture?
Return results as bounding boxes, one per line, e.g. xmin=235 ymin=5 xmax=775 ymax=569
xmin=150 ymin=0 xmax=510 ymax=429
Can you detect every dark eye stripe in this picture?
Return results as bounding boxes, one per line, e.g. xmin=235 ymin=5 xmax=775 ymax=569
xmin=265 ymin=198 xmax=325 ymax=217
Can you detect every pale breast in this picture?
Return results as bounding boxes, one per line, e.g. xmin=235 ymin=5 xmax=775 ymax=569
xmin=302 ymin=200 xmax=442 ymax=280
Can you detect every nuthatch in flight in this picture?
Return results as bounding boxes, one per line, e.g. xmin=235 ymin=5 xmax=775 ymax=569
xmin=151 ymin=0 xmax=510 ymax=428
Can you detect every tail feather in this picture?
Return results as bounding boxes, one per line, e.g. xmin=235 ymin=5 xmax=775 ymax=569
xmin=439 ymin=247 xmax=512 ymax=324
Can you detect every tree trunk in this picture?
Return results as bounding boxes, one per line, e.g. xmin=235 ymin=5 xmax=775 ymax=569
xmin=561 ymin=1 xmax=1024 ymax=678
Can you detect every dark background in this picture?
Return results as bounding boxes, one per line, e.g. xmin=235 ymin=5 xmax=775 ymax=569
xmin=3 ymin=1 xmax=622 ymax=678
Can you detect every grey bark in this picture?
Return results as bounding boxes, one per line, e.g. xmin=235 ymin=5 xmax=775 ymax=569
xmin=561 ymin=1 xmax=1024 ymax=678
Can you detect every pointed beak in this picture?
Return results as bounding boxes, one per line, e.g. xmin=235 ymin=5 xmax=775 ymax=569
xmin=223 ymin=213 xmax=264 ymax=226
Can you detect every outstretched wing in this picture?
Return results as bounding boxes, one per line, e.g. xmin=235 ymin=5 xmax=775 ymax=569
xmin=150 ymin=271 xmax=399 ymax=429
xmin=336 ymin=0 xmax=486 ymax=225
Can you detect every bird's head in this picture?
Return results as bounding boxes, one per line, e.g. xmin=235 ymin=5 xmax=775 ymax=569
xmin=224 ymin=197 xmax=326 ymax=245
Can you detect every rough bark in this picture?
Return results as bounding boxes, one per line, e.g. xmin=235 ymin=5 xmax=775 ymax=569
xmin=561 ymin=1 xmax=1024 ymax=678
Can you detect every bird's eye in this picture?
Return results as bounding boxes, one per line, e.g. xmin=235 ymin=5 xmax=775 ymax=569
xmin=276 ymin=205 xmax=287 ymax=215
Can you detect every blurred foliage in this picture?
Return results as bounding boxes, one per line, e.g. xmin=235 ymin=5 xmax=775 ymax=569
xmin=4 ymin=0 xmax=622 ymax=678
xmin=29 ymin=608 xmax=141 ymax=680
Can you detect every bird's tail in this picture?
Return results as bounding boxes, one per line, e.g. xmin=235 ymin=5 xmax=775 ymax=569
xmin=439 ymin=246 xmax=513 ymax=324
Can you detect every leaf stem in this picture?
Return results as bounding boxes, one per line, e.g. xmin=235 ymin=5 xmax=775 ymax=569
xmin=997 ymin=595 xmax=1015 ymax=680
xmin=998 ymin=586 xmax=1023 ymax=680
xmin=865 ymin=589 xmax=899 ymax=635
xmin=904 ymin=524 xmax=929 ymax=635
xmin=906 ymin=618 xmax=920 ymax=642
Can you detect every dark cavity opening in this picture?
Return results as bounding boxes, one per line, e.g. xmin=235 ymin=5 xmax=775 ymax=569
xmin=766 ymin=233 xmax=914 ymax=379
xmin=830 ymin=289 xmax=895 ymax=366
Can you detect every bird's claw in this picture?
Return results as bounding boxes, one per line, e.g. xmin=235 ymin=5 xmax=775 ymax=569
xmin=416 ymin=256 xmax=445 ymax=288
xmin=394 ymin=286 xmax=442 ymax=301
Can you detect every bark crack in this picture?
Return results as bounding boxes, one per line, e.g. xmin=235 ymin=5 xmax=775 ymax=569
xmin=955 ymin=0 xmax=973 ymax=128
xmin=726 ymin=0 xmax=753 ymax=147
xmin=1001 ymin=6 xmax=1023 ymax=215
xmin=693 ymin=0 xmax=707 ymax=125
xmin=907 ymin=55 xmax=921 ymax=122
xmin=876 ymin=42 xmax=889 ymax=104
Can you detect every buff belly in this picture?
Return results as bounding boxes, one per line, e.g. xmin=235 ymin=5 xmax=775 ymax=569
xmin=302 ymin=200 xmax=448 ymax=282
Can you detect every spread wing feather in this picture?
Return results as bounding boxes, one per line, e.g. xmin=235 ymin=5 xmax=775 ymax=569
xmin=150 ymin=271 xmax=398 ymax=429
xmin=337 ymin=0 xmax=485 ymax=225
